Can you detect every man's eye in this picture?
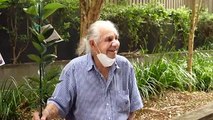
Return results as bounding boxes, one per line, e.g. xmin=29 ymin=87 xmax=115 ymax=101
xmin=115 ymin=35 xmax=119 ymax=40
xmin=106 ymin=37 xmax=113 ymax=42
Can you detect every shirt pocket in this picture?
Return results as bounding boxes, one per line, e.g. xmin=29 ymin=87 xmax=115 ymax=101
xmin=115 ymin=90 xmax=130 ymax=113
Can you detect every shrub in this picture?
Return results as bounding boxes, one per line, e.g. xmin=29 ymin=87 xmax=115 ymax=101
xmin=101 ymin=3 xmax=191 ymax=53
xmin=134 ymin=51 xmax=213 ymax=100
xmin=0 ymin=78 xmax=22 ymax=119
xmin=193 ymin=51 xmax=213 ymax=91
xmin=18 ymin=66 xmax=62 ymax=110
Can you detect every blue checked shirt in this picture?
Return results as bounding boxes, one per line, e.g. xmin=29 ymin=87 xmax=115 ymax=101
xmin=47 ymin=53 xmax=143 ymax=120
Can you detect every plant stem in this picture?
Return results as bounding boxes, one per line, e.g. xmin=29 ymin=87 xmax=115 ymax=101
xmin=38 ymin=0 xmax=43 ymax=117
xmin=39 ymin=63 xmax=43 ymax=117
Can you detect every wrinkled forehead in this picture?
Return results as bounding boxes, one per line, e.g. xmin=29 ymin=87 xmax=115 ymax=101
xmin=99 ymin=25 xmax=119 ymax=38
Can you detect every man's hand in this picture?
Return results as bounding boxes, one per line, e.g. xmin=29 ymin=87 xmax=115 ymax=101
xmin=32 ymin=103 xmax=59 ymax=120
xmin=127 ymin=112 xmax=135 ymax=120
xmin=32 ymin=111 xmax=48 ymax=120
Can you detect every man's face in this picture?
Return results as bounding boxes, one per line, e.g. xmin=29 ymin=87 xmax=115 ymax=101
xmin=96 ymin=28 xmax=120 ymax=59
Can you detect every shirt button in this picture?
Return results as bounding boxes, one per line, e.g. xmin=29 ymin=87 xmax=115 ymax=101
xmin=108 ymin=117 xmax=111 ymax=120
xmin=106 ymin=103 xmax=109 ymax=106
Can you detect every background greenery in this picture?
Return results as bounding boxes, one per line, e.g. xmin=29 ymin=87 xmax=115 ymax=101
xmin=0 ymin=0 xmax=213 ymax=119
xmin=0 ymin=0 xmax=213 ymax=63
xmin=134 ymin=51 xmax=213 ymax=100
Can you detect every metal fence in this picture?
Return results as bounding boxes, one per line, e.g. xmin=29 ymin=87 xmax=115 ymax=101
xmin=105 ymin=0 xmax=213 ymax=12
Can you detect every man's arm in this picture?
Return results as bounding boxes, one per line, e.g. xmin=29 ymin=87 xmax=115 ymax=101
xmin=42 ymin=103 xmax=59 ymax=119
xmin=127 ymin=112 xmax=135 ymax=120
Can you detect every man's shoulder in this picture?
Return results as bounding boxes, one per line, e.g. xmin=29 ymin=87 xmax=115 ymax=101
xmin=71 ymin=54 xmax=87 ymax=63
xmin=116 ymin=55 xmax=130 ymax=63
xmin=64 ymin=54 xmax=88 ymax=68
xmin=116 ymin=55 xmax=132 ymax=67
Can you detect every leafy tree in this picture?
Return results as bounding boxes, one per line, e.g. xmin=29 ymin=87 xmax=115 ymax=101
xmin=24 ymin=0 xmax=64 ymax=116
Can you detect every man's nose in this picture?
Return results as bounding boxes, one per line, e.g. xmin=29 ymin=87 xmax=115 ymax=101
xmin=111 ymin=40 xmax=120 ymax=47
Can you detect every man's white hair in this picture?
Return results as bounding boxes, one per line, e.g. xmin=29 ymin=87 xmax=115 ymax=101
xmin=77 ymin=20 xmax=119 ymax=55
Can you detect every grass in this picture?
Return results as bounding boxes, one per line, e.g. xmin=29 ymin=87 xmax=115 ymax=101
xmin=0 ymin=66 xmax=62 ymax=119
xmin=134 ymin=51 xmax=213 ymax=100
xmin=0 ymin=77 xmax=22 ymax=119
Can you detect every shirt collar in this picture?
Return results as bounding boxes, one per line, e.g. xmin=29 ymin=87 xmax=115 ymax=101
xmin=86 ymin=53 xmax=94 ymax=71
xmin=86 ymin=53 xmax=120 ymax=71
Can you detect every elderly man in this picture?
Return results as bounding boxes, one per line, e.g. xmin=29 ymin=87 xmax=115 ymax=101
xmin=33 ymin=20 xmax=143 ymax=120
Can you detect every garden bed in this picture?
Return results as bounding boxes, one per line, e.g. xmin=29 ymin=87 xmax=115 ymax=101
xmin=18 ymin=90 xmax=213 ymax=120
xmin=135 ymin=90 xmax=213 ymax=120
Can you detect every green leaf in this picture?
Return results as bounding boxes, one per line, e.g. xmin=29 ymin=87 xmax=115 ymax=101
xmin=30 ymin=27 xmax=45 ymax=43
xmin=43 ymin=54 xmax=57 ymax=67
xmin=32 ymin=22 xmax=40 ymax=32
xmin=23 ymin=5 xmax=38 ymax=16
xmin=27 ymin=77 xmax=40 ymax=83
xmin=28 ymin=54 xmax=41 ymax=63
xmin=32 ymin=42 xmax=46 ymax=54
xmin=38 ymin=34 xmax=45 ymax=42
xmin=0 ymin=0 xmax=9 ymax=2
xmin=42 ymin=3 xmax=65 ymax=20
xmin=0 ymin=0 xmax=10 ymax=9
xmin=29 ymin=27 xmax=40 ymax=42
xmin=46 ymin=39 xmax=64 ymax=47
xmin=40 ymin=43 xmax=47 ymax=55
xmin=43 ymin=54 xmax=57 ymax=61
xmin=0 ymin=4 xmax=9 ymax=9
xmin=44 ymin=67 xmax=61 ymax=81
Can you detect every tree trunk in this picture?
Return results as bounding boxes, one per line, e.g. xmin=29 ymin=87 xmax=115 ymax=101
xmin=187 ymin=0 xmax=202 ymax=74
xmin=77 ymin=0 xmax=104 ymax=55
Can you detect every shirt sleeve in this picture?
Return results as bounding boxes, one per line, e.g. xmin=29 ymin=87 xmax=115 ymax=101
xmin=129 ymin=66 xmax=143 ymax=112
xmin=47 ymin=64 xmax=76 ymax=118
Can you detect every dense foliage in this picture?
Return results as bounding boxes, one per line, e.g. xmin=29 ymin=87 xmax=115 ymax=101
xmin=0 ymin=1 xmax=213 ymax=119
xmin=101 ymin=3 xmax=213 ymax=53
xmin=101 ymin=3 xmax=191 ymax=53
xmin=0 ymin=1 xmax=213 ymax=63
xmin=0 ymin=79 xmax=22 ymax=119
xmin=134 ymin=51 xmax=213 ymax=100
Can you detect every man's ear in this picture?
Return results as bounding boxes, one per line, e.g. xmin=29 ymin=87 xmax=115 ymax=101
xmin=89 ymin=40 xmax=95 ymax=49
xmin=89 ymin=40 xmax=99 ymax=54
